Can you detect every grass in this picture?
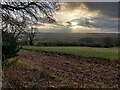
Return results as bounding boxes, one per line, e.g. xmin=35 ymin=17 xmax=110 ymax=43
xmin=23 ymin=46 xmax=119 ymax=60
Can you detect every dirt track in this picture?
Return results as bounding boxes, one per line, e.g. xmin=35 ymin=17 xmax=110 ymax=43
xmin=3 ymin=50 xmax=120 ymax=88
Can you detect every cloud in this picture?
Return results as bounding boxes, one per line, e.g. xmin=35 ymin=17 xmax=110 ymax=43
xmin=90 ymin=17 xmax=118 ymax=29
xmin=81 ymin=2 xmax=118 ymax=18
xmin=60 ymin=2 xmax=81 ymax=11
xmin=64 ymin=2 xmax=118 ymax=18
xmin=67 ymin=16 xmax=118 ymax=32
xmin=54 ymin=3 xmax=99 ymax=24
xmin=34 ymin=2 xmax=118 ymax=33
xmin=68 ymin=17 xmax=93 ymax=27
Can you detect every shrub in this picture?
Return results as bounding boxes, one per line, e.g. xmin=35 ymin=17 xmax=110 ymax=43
xmin=2 ymin=31 xmax=21 ymax=64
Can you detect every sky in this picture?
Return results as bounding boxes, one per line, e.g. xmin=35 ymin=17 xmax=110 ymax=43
xmin=32 ymin=2 xmax=119 ymax=33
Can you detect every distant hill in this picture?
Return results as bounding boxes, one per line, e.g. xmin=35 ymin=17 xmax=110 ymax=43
xmin=35 ymin=33 xmax=119 ymax=43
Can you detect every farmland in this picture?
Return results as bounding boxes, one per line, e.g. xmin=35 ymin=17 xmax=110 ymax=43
xmin=3 ymin=38 xmax=120 ymax=88
xmin=2 ymin=47 xmax=120 ymax=88
xmin=23 ymin=46 xmax=119 ymax=60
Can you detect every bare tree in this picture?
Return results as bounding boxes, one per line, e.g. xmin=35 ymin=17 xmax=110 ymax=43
xmin=1 ymin=1 xmax=60 ymax=61
xmin=1 ymin=1 xmax=60 ymax=35
xmin=27 ymin=27 xmax=36 ymax=45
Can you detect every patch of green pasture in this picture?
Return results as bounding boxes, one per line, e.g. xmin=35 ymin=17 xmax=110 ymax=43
xmin=23 ymin=46 xmax=119 ymax=60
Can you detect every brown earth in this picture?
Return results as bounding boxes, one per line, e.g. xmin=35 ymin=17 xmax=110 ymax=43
xmin=2 ymin=50 xmax=120 ymax=89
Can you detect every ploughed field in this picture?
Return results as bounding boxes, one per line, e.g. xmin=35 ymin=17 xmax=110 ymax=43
xmin=3 ymin=46 xmax=120 ymax=88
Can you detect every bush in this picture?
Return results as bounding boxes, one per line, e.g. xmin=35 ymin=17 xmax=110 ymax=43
xmin=103 ymin=37 xmax=114 ymax=48
xmin=2 ymin=31 xmax=21 ymax=64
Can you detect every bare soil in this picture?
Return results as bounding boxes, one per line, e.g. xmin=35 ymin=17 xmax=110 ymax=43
xmin=2 ymin=50 xmax=120 ymax=89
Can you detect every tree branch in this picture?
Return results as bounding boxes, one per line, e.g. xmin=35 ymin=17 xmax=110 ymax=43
xmin=1 ymin=2 xmax=38 ymax=10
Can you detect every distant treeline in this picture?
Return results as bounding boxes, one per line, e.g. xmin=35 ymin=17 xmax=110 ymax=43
xmin=20 ymin=36 xmax=120 ymax=48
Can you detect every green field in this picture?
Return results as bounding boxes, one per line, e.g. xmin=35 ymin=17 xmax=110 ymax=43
xmin=23 ymin=46 xmax=119 ymax=60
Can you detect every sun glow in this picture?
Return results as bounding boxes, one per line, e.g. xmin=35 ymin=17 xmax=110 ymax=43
xmin=70 ymin=22 xmax=79 ymax=29
xmin=71 ymin=22 xmax=78 ymax=26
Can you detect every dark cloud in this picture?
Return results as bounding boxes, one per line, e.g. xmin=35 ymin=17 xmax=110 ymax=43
xmin=84 ymin=2 xmax=118 ymax=18
xmin=65 ymin=2 xmax=118 ymax=18
xmin=68 ymin=16 xmax=118 ymax=32
xmin=90 ymin=17 xmax=118 ymax=30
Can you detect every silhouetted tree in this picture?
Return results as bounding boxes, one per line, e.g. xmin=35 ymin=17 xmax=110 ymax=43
xmin=27 ymin=27 xmax=36 ymax=45
xmin=1 ymin=1 xmax=60 ymax=62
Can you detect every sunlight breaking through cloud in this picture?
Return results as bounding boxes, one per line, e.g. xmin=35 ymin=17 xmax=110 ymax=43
xmin=32 ymin=2 xmax=118 ymax=33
